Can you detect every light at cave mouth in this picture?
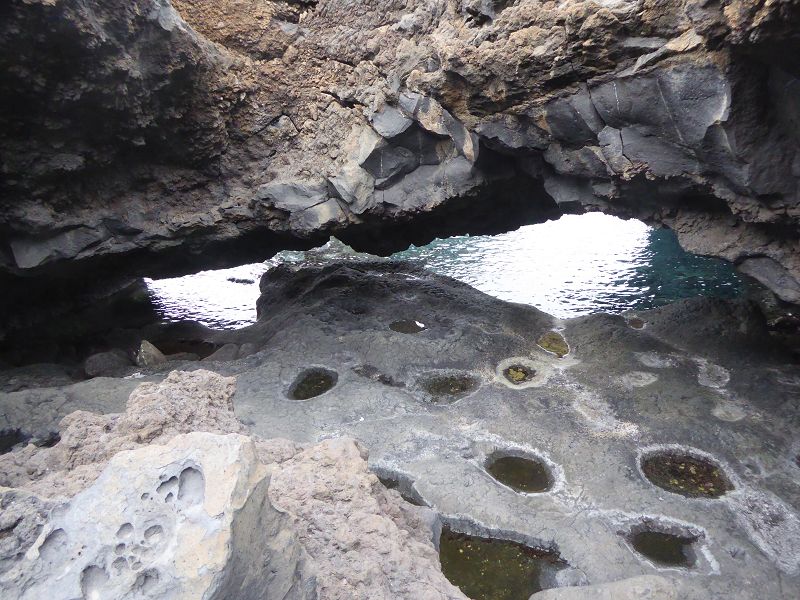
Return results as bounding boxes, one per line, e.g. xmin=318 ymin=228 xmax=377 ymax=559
xmin=144 ymin=213 xmax=746 ymax=329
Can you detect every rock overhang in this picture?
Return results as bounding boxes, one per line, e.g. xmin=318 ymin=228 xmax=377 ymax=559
xmin=1 ymin=0 xmax=800 ymax=325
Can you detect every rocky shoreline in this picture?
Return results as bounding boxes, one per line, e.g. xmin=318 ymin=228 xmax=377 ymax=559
xmin=2 ymin=262 xmax=799 ymax=598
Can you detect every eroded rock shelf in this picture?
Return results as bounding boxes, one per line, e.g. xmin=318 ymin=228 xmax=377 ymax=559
xmin=1 ymin=262 xmax=799 ymax=599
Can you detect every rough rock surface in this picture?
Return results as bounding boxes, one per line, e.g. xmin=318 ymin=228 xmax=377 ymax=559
xmin=0 ymin=369 xmax=245 ymax=497
xmin=3 ymin=263 xmax=798 ymax=598
xmin=1 ymin=432 xmax=314 ymax=600
xmin=269 ymin=438 xmax=465 ymax=599
xmin=532 ymin=575 xmax=675 ymax=599
xmin=0 ymin=368 xmax=468 ymax=600
xmin=84 ymin=349 xmax=133 ymax=377
xmin=2 ymin=0 xmax=800 ymax=326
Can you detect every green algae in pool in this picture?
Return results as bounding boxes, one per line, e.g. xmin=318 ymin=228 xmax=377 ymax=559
xmin=502 ymin=365 xmax=535 ymax=384
xmin=640 ymin=452 xmax=733 ymax=498
xmin=288 ymin=368 xmax=338 ymax=400
xmin=486 ymin=455 xmax=552 ymax=493
xmin=439 ymin=527 xmax=566 ymax=600
xmin=421 ymin=373 xmax=478 ymax=403
xmin=629 ymin=530 xmax=697 ymax=567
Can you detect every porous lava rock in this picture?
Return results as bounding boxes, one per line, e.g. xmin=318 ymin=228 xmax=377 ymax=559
xmin=0 ymin=369 xmax=466 ymax=600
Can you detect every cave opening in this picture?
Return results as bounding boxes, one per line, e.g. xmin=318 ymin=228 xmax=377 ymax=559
xmin=0 ymin=212 xmax=756 ymax=370
xmin=141 ymin=212 xmax=749 ymax=330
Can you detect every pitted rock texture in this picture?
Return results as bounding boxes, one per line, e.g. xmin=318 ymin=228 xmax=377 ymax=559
xmin=2 ymin=0 xmax=800 ymax=326
xmin=2 ymin=265 xmax=800 ymax=597
xmin=1 ymin=432 xmax=315 ymax=600
xmin=0 ymin=369 xmax=466 ymax=600
xmin=0 ymin=369 xmax=246 ymax=497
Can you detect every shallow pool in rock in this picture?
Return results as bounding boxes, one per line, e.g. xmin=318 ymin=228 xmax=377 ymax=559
xmin=145 ymin=214 xmax=748 ymax=328
xmin=419 ymin=373 xmax=479 ymax=403
xmin=640 ymin=452 xmax=733 ymax=498
xmin=486 ymin=455 xmax=552 ymax=493
xmin=389 ymin=319 xmax=426 ymax=333
xmin=288 ymin=368 xmax=338 ymax=400
xmin=439 ymin=527 xmax=566 ymax=600
xmin=629 ymin=530 xmax=697 ymax=568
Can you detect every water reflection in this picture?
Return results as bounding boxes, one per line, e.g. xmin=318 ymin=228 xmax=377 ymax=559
xmin=145 ymin=214 xmax=745 ymax=328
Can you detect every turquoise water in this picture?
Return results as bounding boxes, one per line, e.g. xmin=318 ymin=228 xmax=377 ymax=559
xmin=145 ymin=214 xmax=746 ymax=328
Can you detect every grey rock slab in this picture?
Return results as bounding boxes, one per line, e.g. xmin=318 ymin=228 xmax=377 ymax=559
xmin=530 ymin=575 xmax=676 ymax=599
xmin=0 ymin=377 xmax=145 ymax=440
xmin=371 ymin=105 xmax=414 ymax=138
xmin=202 ymin=343 xmax=240 ymax=362
xmin=233 ymin=264 xmax=800 ymax=598
xmin=84 ymin=349 xmax=132 ymax=377
xmin=3 ymin=265 xmax=800 ymax=598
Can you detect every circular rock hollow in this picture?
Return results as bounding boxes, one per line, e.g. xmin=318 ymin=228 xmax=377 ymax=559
xmin=486 ymin=454 xmax=553 ymax=493
xmin=287 ymin=367 xmax=338 ymax=400
xmin=418 ymin=372 xmax=479 ymax=404
xmin=628 ymin=529 xmax=698 ymax=568
xmin=640 ymin=450 xmax=733 ymax=498
xmin=627 ymin=317 xmax=646 ymax=329
xmin=389 ymin=319 xmax=426 ymax=333
xmin=439 ymin=526 xmax=567 ymax=599
xmin=537 ymin=331 xmax=569 ymax=357
xmin=502 ymin=364 xmax=535 ymax=385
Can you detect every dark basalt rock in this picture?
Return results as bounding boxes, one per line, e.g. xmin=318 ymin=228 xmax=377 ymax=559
xmin=1 ymin=0 xmax=800 ymax=326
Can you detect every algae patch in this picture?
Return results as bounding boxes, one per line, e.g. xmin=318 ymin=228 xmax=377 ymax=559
xmin=419 ymin=373 xmax=479 ymax=403
xmin=486 ymin=455 xmax=552 ymax=493
xmin=537 ymin=331 xmax=568 ymax=357
xmin=641 ymin=452 xmax=733 ymax=498
xmin=439 ymin=527 xmax=566 ymax=600
xmin=502 ymin=365 xmax=535 ymax=385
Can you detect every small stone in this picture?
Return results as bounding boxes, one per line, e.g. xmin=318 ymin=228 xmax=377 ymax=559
xmin=135 ymin=341 xmax=165 ymax=368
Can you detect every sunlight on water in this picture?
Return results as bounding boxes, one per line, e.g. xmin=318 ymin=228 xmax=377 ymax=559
xmin=145 ymin=214 xmax=745 ymax=328
xmin=395 ymin=213 xmax=652 ymax=316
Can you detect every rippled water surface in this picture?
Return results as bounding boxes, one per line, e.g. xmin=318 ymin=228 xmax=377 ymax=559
xmin=145 ymin=214 xmax=746 ymax=328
